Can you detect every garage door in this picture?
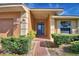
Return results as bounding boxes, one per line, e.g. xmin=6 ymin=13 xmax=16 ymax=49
xmin=0 ymin=19 xmax=13 ymax=37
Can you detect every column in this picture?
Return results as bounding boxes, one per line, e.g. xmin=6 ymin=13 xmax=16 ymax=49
xmin=57 ymin=20 xmax=61 ymax=34
xmin=20 ymin=12 xmax=28 ymax=36
xmin=77 ymin=20 xmax=79 ymax=33
xmin=50 ymin=17 xmax=55 ymax=34
xmin=71 ymin=20 xmax=76 ymax=34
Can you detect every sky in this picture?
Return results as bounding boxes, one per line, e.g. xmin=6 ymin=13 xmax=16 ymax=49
xmin=26 ymin=3 xmax=79 ymax=16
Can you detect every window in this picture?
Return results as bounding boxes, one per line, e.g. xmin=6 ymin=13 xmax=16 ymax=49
xmin=60 ymin=21 xmax=72 ymax=34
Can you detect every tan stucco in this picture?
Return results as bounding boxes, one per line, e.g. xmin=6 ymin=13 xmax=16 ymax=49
xmin=30 ymin=11 xmax=59 ymax=39
xmin=31 ymin=18 xmax=49 ymax=38
xmin=0 ymin=4 xmax=79 ymax=39
xmin=77 ymin=20 xmax=79 ymax=33
xmin=0 ymin=12 xmax=20 ymax=18
xmin=54 ymin=19 xmax=78 ymax=34
xmin=0 ymin=12 xmax=21 ymax=37
xmin=0 ymin=4 xmax=30 ymax=37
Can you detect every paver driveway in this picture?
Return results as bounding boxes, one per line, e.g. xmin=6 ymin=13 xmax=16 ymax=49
xmin=32 ymin=38 xmax=50 ymax=56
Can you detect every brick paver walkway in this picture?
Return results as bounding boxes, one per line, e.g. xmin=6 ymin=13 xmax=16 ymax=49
xmin=33 ymin=38 xmax=50 ymax=56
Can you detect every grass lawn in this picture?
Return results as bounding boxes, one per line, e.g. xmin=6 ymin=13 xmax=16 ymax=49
xmin=0 ymin=53 xmax=19 ymax=56
xmin=48 ymin=48 xmax=79 ymax=56
xmin=64 ymin=52 xmax=79 ymax=56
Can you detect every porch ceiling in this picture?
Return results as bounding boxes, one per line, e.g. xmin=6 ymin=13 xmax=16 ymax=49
xmin=30 ymin=9 xmax=63 ymax=20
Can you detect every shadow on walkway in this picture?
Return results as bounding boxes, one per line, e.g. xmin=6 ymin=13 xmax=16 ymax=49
xmin=40 ymin=41 xmax=56 ymax=48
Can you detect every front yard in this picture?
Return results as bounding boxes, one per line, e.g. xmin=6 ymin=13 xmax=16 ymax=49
xmin=48 ymin=44 xmax=79 ymax=56
xmin=0 ymin=36 xmax=32 ymax=56
xmin=48 ymin=33 xmax=79 ymax=56
xmin=0 ymin=33 xmax=79 ymax=56
xmin=0 ymin=30 xmax=36 ymax=56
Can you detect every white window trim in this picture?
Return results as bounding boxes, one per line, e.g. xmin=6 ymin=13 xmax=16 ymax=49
xmin=59 ymin=20 xmax=72 ymax=34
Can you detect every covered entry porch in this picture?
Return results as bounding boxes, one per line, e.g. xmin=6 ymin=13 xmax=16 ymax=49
xmin=30 ymin=9 xmax=63 ymax=39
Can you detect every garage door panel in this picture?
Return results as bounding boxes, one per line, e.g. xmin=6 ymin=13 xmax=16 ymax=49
xmin=0 ymin=19 xmax=13 ymax=37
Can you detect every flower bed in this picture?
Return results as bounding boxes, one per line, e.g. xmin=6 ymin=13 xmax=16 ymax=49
xmin=69 ymin=41 xmax=79 ymax=53
xmin=52 ymin=33 xmax=79 ymax=46
xmin=1 ymin=36 xmax=32 ymax=55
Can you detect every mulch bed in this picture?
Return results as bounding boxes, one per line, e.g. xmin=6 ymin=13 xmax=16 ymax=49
xmin=0 ymin=41 xmax=36 ymax=56
xmin=48 ymin=44 xmax=72 ymax=56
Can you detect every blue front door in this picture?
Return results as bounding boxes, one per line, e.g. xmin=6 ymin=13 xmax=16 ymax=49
xmin=37 ymin=23 xmax=44 ymax=36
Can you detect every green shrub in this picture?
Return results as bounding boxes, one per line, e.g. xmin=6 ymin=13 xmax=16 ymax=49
xmin=52 ymin=33 xmax=79 ymax=46
xmin=1 ymin=36 xmax=32 ymax=55
xmin=69 ymin=41 xmax=79 ymax=53
xmin=0 ymin=53 xmax=19 ymax=56
xmin=27 ymin=30 xmax=36 ymax=39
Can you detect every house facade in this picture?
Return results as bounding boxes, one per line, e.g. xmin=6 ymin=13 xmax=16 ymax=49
xmin=0 ymin=3 xmax=79 ymax=39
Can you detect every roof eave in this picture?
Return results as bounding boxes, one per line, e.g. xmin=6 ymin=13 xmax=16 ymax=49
xmin=52 ymin=16 xmax=79 ymax=19
xmin=30 ymin=8 xmax=63 ymax=11
xmin=0 ymin=4 xmax=29 ymax=12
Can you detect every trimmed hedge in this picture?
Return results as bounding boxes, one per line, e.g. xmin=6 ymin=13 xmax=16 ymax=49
xmin=1 ymin=36 xmax=32 ymax=55
xmin=52 ymin=33 xmax=79 ymax=46
xmin=0 ymin=53 xmax=19 ymax=56
xmin=69 ymin=41 xmax=79 ymax=53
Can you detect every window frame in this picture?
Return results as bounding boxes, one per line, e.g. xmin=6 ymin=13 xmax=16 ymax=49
xmin=59 ymin=20 xmax=72 ymax=34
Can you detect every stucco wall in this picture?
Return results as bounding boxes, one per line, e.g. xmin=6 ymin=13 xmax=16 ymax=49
xmin=33 ymin=19 xmax=47 ymax=36
xmin=30 ymin=13 xmax=50 ymax=38
xmin=50 ymin=18 xmax=79 ymax=34
xmin=20 ymin=12 xmax=29 ymax=36
xmin=0 ymin=12 xmax=20 ymax=18
xmin=0 ymin=12 xmax=21 ymax=37
xmin=50 ymin=17 xmax=55 ymax=34
xmin=54 ymin=19 xmax=77 ymax=34
xmin=71 ymin=20 xmax=77 ymax=34
xmin=77 ymin=20 xmax=79 ymax=33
